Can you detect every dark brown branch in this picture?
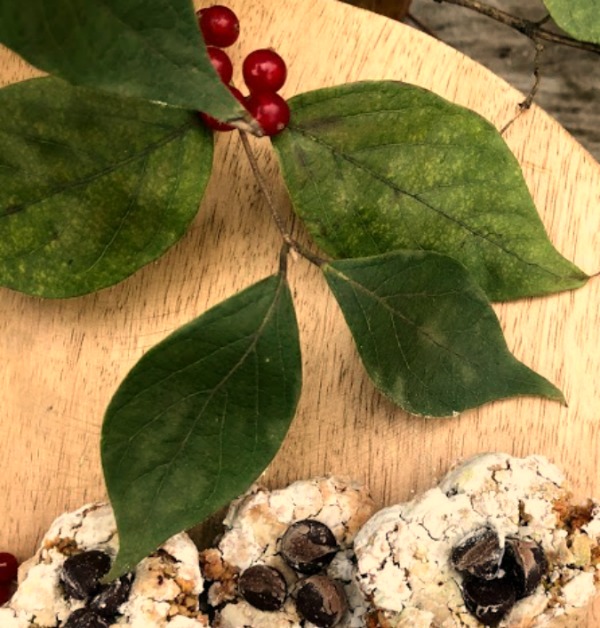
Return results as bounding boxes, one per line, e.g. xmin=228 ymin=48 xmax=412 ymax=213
xmin=433 ymin=0 xmax=600 ymax=55
xmin=238 ymin=131 xmax=325 ymax=267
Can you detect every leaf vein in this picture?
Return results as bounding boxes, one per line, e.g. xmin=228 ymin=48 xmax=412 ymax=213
xmin=124 ymin=278 xmax=286 ymax=511
xmin=0 ymin=121 xmax=194 ymax=219
xmin=291 ymin=124 xmax=566 ymax=280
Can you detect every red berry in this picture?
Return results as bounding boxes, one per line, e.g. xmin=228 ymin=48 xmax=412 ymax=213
xmin=228 ymin=86 xmax=245 ymax=104
xmin=0 ymin=583 xmax=13 ymax=605
xmin=0 ymin=552 xmax=18 ymax=584
xmin=200 ymin=86 xmax=247 ymax=132
xmin=243 ymin=49 xmax=287 ymax=93
xmin=207 ymin=47 xmax=233 ymax=84
xmin=245 ymin=92 xmax=290 ymax=136
xmin=198 ymin=5 xmax=240 ymax=48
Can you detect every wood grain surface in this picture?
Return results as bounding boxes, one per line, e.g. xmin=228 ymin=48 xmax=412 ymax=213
xmin=1 ymin=0 xmax=600 ymax=623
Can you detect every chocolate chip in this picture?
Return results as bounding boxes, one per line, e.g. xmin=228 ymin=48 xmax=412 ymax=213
xmin=89 ymin=573 xmax=133 ymax=617
xmin=502 ymin=537 xmax=547 ymax=599
xmin=461 ymin=574 xmax=516 ymax=627
xmin=63 ymin=608 xmax=111 ymax=628
xmin=451 ymin=526 xmax=503 ymax=580
xmin=60 ymin=550 xmax=112 ymax=600
xmin=238 ymin=564 xmax=287 ymax=611
xmin=280 ymin=519 xmax=338 ymax=574
xmin=294 ymin=575 xmax=347 ymax=628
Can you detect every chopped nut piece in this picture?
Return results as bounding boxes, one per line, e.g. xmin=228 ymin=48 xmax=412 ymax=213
xmin=554 ymin=498 xmax=595 ymax=532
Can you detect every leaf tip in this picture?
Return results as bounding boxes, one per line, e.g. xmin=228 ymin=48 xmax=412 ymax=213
xmin=574 ymin=267 xmax=591 ymax=284
xmin=103 ymin=552 xmax=133 ymax=584
xmin=542 ymin=381 xmax=567 ymax=406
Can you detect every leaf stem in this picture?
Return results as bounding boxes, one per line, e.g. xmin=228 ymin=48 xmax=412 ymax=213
xmin=432 ymin=0 xmax=600 ymax=55
xmin=238 ymin=131 xmax=325 ymax=267
xmin=231 ymin=116 xmax=264 ymax=137
xmin=279 ymin=242 xmax=290 ymax=276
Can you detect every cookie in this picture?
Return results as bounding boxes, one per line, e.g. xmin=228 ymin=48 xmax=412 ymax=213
xmin=0 ymin=502 xmax=209 ymax=627
xmin=354 ymin=453 xmax=600 ymax=627
xmin=199 ymin=475 xmax=376 ymax=627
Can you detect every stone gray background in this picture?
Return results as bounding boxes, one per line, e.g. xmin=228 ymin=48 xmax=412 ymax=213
xmin=409 ymin=0 xmax=599 ymax=160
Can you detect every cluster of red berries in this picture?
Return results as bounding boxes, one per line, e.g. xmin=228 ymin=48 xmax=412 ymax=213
xmin=197 ymin=5 xmax=290 ymax=136
xmin=0 ymin=552 xmax=18 ymax=605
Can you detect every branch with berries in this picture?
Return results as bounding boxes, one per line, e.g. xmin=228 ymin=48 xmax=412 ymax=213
xmin=198 ymin=5 xmax=291 ymax=136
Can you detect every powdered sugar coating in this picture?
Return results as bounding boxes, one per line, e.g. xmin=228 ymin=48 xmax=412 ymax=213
xmin=0 ymin=607 xmax=28 ymax=627
xmin=354 ymin=453 xmax=600 ymax=627
xmin=2 ymin=502 xmax=208 ymax=627
xmin=216 ymin=599 xmax=301 ymax=628
xmin=120 ymin=530 xmax=208 ymax=627
xmin=219 ymin=476 xmax=374 ymax=570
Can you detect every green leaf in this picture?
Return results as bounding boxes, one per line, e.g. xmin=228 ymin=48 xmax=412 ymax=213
xmin=322 ymin=251 xmax=564 ymax=417
xmin=541 ymin=0 xmax=600 ymax=44
xmin=101 ymin=273 xmax=302 ymax=577
xmin=0 ymin=77 xmax=213 ymax=297
xmin=272 ymin=81 xmax=587 ymax=302
xmin=0 ymin=0 xmax=250 ymax=124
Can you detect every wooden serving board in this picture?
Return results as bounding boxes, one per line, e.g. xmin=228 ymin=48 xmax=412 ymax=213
xmin=1 ymin=0 xmax=600 ymax=621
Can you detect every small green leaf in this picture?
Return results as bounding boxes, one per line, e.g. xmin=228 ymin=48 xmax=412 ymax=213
xmin=101 ymin=274 xmax=302 ymax=577
xmin=0 ymin=77 xmax=213 ymax=297
xmin=323 ymin=251 xmax=564 ymax=417
xmin=273 ymin=81 xmax=587 ymax=302
xmin=0 ymin=0 xmax=249 ymax=124
xmin=541 ymin=0 xmax=600 ymax=44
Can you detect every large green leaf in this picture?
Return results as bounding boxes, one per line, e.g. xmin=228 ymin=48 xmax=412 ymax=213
xmin=323 ymin=251 xmax=564 ymax=417
xmin=272 ymin=82 xmax=587 ymax=302
xmin=0 ymin=77 xmax=213 ymax=297
xmin=101 ymin=274 xmax=302 ymax=577
xmin=542 ymin=0 xmax=600 ymax=44
xmin=0 ymin=0 xmax=250 ymax=125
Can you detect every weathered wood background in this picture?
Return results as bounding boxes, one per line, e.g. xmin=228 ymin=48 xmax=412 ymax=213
xmin=1 ymin=0 xmax=599 ymax=622
xmin=409 ymin=0 xmax=600 ymax=159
